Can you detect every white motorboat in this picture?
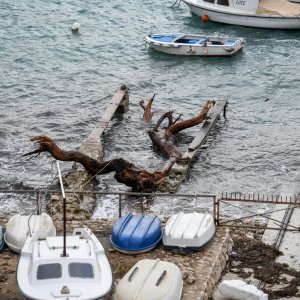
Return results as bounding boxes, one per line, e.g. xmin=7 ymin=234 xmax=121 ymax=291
xmin=163 ymin=212 xmax=215 ymax=251
xmin=4 ymin=213 xmax=56 ymax=253
xmin=145 ymin=33 xmax=244 ymax=56
xmin=182 ymin=0 xmax=300 ymax=29
xmin=17 ymin=162 xmax=113 ymax=300
xmin=113 ymin=259 xmax=183 ymax=300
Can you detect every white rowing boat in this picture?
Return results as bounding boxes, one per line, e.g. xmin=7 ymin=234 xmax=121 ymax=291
xmin=113 ymin=259 xmax=183 ymax=300
xmin=163 ymin=212 xmax=216 ymax=251
xmin=145 ymin=33 xmax=244 ymax=56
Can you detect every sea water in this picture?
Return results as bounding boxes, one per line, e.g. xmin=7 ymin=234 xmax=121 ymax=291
xmin=0 ymin=0 xmax=299 ymax=217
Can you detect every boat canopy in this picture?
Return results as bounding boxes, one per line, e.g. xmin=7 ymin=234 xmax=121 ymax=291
xmin=257 ymin=0 xmax=300 ymax=16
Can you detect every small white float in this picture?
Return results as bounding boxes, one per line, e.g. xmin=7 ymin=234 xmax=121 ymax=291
xmin=163 ymin=212 xmax=215 ymax=251
xmin=4 ymin=212 xmax=56 ymax=253
xmin=113 ymin=259 xmax=183 ymax=300
xmin=144 ymin=33 xmax=244 ymax=56
xmin=71 ymin=22 xmax=80 ymax=32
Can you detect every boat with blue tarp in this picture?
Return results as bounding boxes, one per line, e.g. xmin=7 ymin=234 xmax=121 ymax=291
xmin=144 ymin=33 xmax=244 ymax=56
xmin=110 ymin=213 xmax=162 ymax=254
xmin=0 ymin=225 xmax=5 ymax=252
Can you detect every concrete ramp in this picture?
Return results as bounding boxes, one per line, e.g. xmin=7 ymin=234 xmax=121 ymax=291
xmin=159 ymin=100 xmax=227 ymax=193
xmin=262 ymin=193 xmax=300 ymax=271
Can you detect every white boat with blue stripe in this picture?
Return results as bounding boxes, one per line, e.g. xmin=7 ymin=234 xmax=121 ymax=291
xmin=144 ymin=33 xmax=244 ymax=56
xmin=182 ymin=0 xmax=300 ymax=29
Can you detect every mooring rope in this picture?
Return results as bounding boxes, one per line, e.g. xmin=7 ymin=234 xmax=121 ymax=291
xmin=170 ymin=0 xmax=181 ymax=8
xmin=81 ymin=160 xmax=113 ymax=188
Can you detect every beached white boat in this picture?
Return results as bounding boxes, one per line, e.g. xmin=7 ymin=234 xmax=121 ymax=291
xmin=113 ymin=259 xmax=183 ymax=300
xmin=145 ymin=33 xmax=244 ymax=56
xmin=163 ymin=212 xmax=215 ymax=251
xmin=182 ymin=0 xmax=300 ymax=29
xmin=16 ymin=162 xmax=113 ymax=300
xmin=17 ymin=227 xmax=113 ymax=300
xmin=4 ymin=213 xmax=56 ymax=253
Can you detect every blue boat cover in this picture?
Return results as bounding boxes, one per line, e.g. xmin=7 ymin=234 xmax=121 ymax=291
xmin=0 ymin=225 xmax=5 ymax=252
xmin=151 ymin=34 xmax=181 ymax=43
xmin=110 ymin=213 xmax=162 ymax=252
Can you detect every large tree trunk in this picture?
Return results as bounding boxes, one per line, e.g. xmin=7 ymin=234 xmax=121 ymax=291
xmin=23 ymin=100 xmax=213 ymax=192
xmin=164 ymin=100 xmax=214 ymax=139
xmin=23 ymin=136 xmax=168 ymax=192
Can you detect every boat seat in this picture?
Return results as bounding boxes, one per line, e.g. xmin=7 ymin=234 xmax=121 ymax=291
xmin=224 ymin=39 xmax=236 ymax=46
xmin=187 ymin=39 xmax=200 ymax=44
xmin=195 ymin=38 xmax=208 ymax=44
xmin=152 ymin=35 xmax=181 ymax=43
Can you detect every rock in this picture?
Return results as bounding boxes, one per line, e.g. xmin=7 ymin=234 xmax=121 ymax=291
xmin=219 ymin=279 xmax=268 ymax=300
xmin=186 ymin=274 xmax=196 ymax=284
xmin=231 ymin=261 xmax=242 ymax=267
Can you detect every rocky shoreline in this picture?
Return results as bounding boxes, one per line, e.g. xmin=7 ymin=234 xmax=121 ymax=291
xmin=1 ymin=218 xmax=300 ymax=299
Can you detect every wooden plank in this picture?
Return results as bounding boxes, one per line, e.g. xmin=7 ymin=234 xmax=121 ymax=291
xmin=79 ymin=86 xmax=129 ymax=160
xmin=187 ymin=100 xmax=227 ymax=152
xmin=159 ymin=100 xmax=227 ymax=193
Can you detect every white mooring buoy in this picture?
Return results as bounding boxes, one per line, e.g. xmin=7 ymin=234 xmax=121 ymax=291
xmin=71 ymin=22 xmax=80 ymax=32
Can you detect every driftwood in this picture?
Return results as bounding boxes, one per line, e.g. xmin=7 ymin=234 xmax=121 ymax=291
xmin=23 ymin=136 xmax=169 ymax=192
xmin=139 ymin=94 xmax=155 ymax=124
xmin=142 ymin=98 xmax=214 ymax=169
xmin=164 ymin=100 xmax=214 ymax=139
xmin=23 ymin=99 xmax=213 ymax=192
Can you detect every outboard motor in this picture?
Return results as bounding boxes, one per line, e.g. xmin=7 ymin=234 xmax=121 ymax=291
xmin=232 ymin=0 xmax=259 ymax=12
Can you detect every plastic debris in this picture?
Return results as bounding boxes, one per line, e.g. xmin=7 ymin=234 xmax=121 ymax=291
xmin=219 ymin=280 xmax=268 ymax=300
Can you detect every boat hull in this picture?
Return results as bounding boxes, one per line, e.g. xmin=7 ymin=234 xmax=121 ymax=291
xmin=113 ymin=259 xmax=183 ymax=300
xmin=163 ymin=212 xmax=216 ymax=251
xmin=17 ymin=228 xmax=113 ymax=300
xmin=148 ymin=42 xmax=242 ymax=57
xmin=110 ymin=213 xmax=162 ymax=254
xmin=4 ymin=213 xmax=56 ymax=253
xmin=184 ymin=1 xmax=300 ymax=29
xmin=145 ymin=34 xmax=244 ymax=57
xmin=0 ymin=225 xmax=5 ymax=252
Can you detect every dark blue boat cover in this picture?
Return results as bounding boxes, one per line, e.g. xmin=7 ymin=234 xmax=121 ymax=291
xmin=0 ymin=225 xmax=5 ymax=252
xmin=110 ymin=213 xmax=162 ymax=252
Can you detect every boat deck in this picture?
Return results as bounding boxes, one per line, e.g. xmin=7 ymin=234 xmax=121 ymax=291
xmin=257 ymin=0 xmax=300 ymax=16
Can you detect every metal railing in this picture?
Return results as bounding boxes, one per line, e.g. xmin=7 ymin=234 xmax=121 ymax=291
xmin=0 ymin=189 xmax=216 ymax=219
xmin=214 ymin=192 xmax=300 ymax=232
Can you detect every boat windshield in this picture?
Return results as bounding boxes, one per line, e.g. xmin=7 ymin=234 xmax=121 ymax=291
xmin=68 ymin=262 xmax=94 ymax=278
xmin=37 ymin=263 xmax=62 ymax=280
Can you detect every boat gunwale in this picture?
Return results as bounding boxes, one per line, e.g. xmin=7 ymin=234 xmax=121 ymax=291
xmin=145 ymin=34 xmax=242 ymax=47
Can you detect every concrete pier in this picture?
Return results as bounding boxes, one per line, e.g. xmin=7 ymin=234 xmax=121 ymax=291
xmin=47 ymin=86 xmax=129 ymax=222
xmin=79 ymin=85 xmax=129 ymax=161
xmin=262 ymin=194 xmax=300 ymax=271
xmin=159 ymin=100 xmax=227 ymax=193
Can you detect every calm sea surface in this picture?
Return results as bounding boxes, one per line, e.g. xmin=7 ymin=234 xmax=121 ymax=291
xmin=0 ymin=0 xmax=299 ymax=218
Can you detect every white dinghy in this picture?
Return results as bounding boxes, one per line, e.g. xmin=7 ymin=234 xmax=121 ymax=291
xmin=4 ymin=212 xmax=56 ymax=253
xmin=182 ymin=0 xmax=300 ymax=29
xmin=145 ymin=33 xmax=244 ymax=56
xmin=163 ymin=212 xmax=215 ymax=251
xmin=113 ymin=259 xmax=183 ymax=300
xmin=17 ymin=162 xmax=113 ymax=300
